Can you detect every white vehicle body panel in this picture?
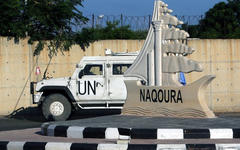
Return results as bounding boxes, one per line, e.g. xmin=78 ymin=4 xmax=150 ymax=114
xmin=36 ymin=78 xmax=69 ymax=91
xmin=33 ymin=54 xmax=140 ymax=109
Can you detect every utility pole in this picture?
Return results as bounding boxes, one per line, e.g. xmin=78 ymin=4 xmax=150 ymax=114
xmin=92 ymin=14 xmax=95 ymax=28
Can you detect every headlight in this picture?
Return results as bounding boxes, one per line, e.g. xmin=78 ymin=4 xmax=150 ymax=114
xmin=33 ymin=93 xmax=43 ymax=104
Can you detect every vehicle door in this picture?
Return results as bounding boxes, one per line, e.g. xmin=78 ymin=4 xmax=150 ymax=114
xmin=108 ymin=63 xmax=132 ymax=101
xmin=76 ymin=64 xmax=107 ymax=101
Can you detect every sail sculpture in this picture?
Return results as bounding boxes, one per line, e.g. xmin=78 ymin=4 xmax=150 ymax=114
xmin=122 ymin=0 xmax=216 ymax=118
xmin=124 ymin=0 xmax=202 ymax=86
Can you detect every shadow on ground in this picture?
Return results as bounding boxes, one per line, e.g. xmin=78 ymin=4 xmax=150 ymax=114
xmin=2 ymin=107 xmax=240 ymax=131
xmin=6 ymin=106 xmax=240 ymax=123
xmin=0 ymin=107 xmax=121 ymax=131
xmin=7 ymin=107 xmax=121 ymax=123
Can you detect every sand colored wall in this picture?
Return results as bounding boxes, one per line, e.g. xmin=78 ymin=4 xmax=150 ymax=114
xmin=187 ymin=39 xmax=240 ymax=112
xmin=0 ymin=37 xmax=239 ymax=115
xmin=0 ymin=38 xmax=32 ymax=115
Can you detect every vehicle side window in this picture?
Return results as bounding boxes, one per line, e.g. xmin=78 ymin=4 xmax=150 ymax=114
xmin=113 ymin=64 xmax=131 ymax=75
xmin=79 ymin=64 xmax=103 ymax=78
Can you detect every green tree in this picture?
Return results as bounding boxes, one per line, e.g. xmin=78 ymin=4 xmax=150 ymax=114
xmin=90 ymin=21 xmax=147 ymax=40
xmin=0 ymin=0 xmax=90 ymax=57
xmin=198 ymin=1 xmax=240 ymax=38
xmin=181 ymin=24 xmax=200 ymax=38
xmin=0 ymin=0 xmax=26 ymax=39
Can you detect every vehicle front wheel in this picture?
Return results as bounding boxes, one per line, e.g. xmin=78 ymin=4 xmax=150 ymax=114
xmin=42 ymin=94 xmax=72 ymax=121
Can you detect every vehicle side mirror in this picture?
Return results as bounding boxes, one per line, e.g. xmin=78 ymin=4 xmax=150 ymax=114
xmin=79 ymin=70 xmax=84 ymax=79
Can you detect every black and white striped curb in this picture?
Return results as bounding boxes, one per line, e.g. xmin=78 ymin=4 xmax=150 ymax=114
xmin=1 ymin=141 xmax=240 ymax=150
xmin=41 ymin=124 xmax=240 ymax=140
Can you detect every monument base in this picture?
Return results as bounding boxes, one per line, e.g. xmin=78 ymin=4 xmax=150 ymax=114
xmin=122 ymin=75 xmax=216 ymax=118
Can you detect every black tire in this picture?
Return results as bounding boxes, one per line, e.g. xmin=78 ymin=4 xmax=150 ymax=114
xmin=42 ymin=94 xmax=72 ymax=121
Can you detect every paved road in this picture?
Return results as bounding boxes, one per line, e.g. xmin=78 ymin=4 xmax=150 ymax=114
xmin=49 ymin=113 xmax=240 ymax=129
xmin=1 ymin=107 xmax=240 ymax=131
xmin=0 ymin=117 xmax=43 ymax=131
xmin=0 ymin=128 xmax=240 ymax=144
xmin=0 ymin=108 xmax=121 ymax=131
xmin=1 ymin=110 xmax=240 ymax=146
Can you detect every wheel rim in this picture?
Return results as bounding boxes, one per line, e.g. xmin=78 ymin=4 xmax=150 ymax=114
xmin=49 ymin=101 xmax=64 ymax=116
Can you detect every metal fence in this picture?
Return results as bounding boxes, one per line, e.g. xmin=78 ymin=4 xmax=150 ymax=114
xmin=74 ymin=14 xmax=204 ymax=31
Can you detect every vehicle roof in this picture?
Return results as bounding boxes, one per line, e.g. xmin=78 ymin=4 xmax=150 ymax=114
xmin=79 ymin=55 xmax=137 ymax=63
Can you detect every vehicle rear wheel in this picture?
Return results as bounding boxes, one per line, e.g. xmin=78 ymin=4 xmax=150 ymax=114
xmin=42 ymin=94 xmax=71 ymax=121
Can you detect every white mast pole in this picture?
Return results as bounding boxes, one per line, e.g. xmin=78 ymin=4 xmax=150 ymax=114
xmin=148 ymin=49 xmax=155 ymax=86
xmin=152 ymin=21 xmax=163 ymax=86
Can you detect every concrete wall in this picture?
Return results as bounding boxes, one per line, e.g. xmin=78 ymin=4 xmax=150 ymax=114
xmin=187 ymin=39 xmax=240 ymax=112
xmin=0 ymin=38 xmax=32 ymax=115
xmin=0 ymin=37 xmax=240 ymax=115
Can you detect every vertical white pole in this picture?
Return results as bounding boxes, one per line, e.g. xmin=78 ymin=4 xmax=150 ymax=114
xmin=152 ymin=21 xmax=163 ymax=86
xmin=148 ymin=49 xmax=155 ymax=86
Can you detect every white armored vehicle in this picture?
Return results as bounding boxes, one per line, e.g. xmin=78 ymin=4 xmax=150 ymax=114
xmin=31 ymin=50 xmax=139 ymax=121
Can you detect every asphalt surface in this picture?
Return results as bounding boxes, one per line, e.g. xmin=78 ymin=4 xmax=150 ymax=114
xmin=1 ymin=109 xmax=240 ymax=144
xmin=49 ymin=113 xmax=240 ymax=129
xmin=1 ymin=128 xmax=240 ymax=144
xmin=1 ymin=107 xmax=240 ymax=132
xmin=0 ymin=117 xmax=43 ymax=131
xmin=0 ymin=107 xmax=121 ymax=131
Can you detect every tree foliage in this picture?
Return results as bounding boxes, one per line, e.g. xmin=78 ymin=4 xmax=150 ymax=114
xmin=185 ymin=0 xmax=240 ymax=39
xmin=0 ymin=0 xmax=26 ymax=39
xmin=88 ymin=21 xmax=148 ymax=40
xmin=0 ymin=0 xmax=91 ymax=57
xmin=181 ymin=24 xmax=200 ymax=38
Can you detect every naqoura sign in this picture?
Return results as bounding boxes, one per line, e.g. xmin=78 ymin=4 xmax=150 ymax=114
xmin=122 ymin=76 xmax=216 ymax=118
xmin=140 ymin=89 xmax=183 ymax=103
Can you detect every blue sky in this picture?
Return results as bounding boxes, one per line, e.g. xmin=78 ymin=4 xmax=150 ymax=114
xmin=80 ymin=0 xmax=227 ymax=16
